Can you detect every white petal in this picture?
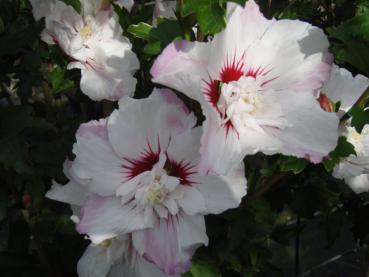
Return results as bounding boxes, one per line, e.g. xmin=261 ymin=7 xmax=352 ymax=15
xmin=76 ymin=195 xmax=148 ymax=244
xmin=71 ymin=119 xmax=123 ymax=197
xmin=77 ymin=244 xmax=111 ymax=277
xmin=177 ymin=186 xmax=206 ymax=215
xmin=323 ymin=64 xmax=369 ymax=114
xmin=151 ymin=41 xmax=210 ymax=103
xmin=132 ymin=214 xmax=206 ymax=275
xmin=46 ymin=180 xmax=88 ymax=206
xmin=345 ymin=174 xmax=369 ymax=194
xmin=108 ymin=89 xmax=196 ymax=161
xmin=267 ymin=90 xmax=339 ymax=163
xmin=194 ymin=162 xmax=247 ymax=214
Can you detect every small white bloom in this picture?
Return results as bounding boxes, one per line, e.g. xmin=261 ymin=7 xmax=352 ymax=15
xmin=30 ymin=0 xmax=139 ymax=101
xmin=323 ymin=65 xmax=369 ymax=193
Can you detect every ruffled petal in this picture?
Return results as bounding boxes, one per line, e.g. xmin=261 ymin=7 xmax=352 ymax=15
xmin=71 ymin=119 xmax=123 ymax=197
xmin=194 ymin=162 xmax=247 ymax=214
xmin=323 ymin=64 xmax=369 ymax=115
xmin=267 ymin=90 xmax=339 ymax=163
xmin=151 ymin=41 xmax=210 ymax=103
xmin=132 ymin=214 xmax=207 ymax=275
xmin=77 ymin=244 xmax=111 ymax=277
xmin=345 ymin=174 xmax=369 ymax=194
xmin=108 ymin=89 xmax=196 ymax=165
xmin=76 ymin=194 xmax=148 ymax=244
xmin=46 ymin=180 xmax=88 ymax=206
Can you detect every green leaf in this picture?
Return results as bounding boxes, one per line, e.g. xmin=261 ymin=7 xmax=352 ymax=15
xmin=191 ymin=260 xmax=221 ymax=277
xmin=323 ymin=136 xmax=356 ymax=171
xmin=46 ymin=65 xmax=75 ymax=94
xmin=61 ymin=0 xmax=81 ymax=13
xmin=143 ymin=41 xmax=162 ymax=55
xmin=280 ymin=156 xmax=309 ymax=174
xmin=183 ymin=0 xmax=226 ymax=35
xmin=128 ymin=22 xmax=153 ymax=40
xmin=150 ymin=19 xmax=185 ymax=44
xmin=349 ymin=107 xmax=369 ymax=133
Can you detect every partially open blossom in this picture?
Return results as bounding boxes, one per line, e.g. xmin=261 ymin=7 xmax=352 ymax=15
xmin=30 ymin=0 xmax=139 ymax=101
xmin=46 ymin=89 xmax=246 ymax=274
xmin=151 ymin=0 xmax=339 ymax=175
xmin=323 ymin=65 xmax=369 ymax=193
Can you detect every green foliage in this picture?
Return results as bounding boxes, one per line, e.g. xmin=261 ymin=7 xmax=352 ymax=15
xmin=323 ymin=136 xmax=356 ymax=171
xmin=183 ymin=0 xmax=226 ymax=35
xmin=349 ymin=107 xmax=369 ymax=133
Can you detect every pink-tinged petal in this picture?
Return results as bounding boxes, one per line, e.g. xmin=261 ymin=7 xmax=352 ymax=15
xmin=267 ymin=90 xmax=339 ymax=163
xmin=71 ymin=119 xmax=123 ymax=197
xmin=323 ymin=64 xmax=369 ymax=115
xmin=108 ymin=89 xmax=196 ymax=169
xmin=76 ymin=194 xmax=148 ymax=244
xmin=79 ymin=66 xmax=136 ymax=101
xmin=151 ymin=41 xmax=210 ymax=103
xmin=77 ymin=244 xmax=111 ymax=277
xmin=108 ymin=257 xmax=178 ymax=277
xmin=177 ymin=186 xmax=206 ymax=215
xmin=132 ymin=214 xmax=207 ymax=275
xmin=243 ymin=19 xmax=332 ymax=92
xmin=198 ymin=112 xmax=242 ymax=175
xmin=345 ymin=174 xmax=369 ymax=194
xmin=176 ymin=213 xmax=208 ymax=249
xmin=166 ymin=127 xmax=202 ymax=166
xmin=207 ymin=0 xmax=274 ymax=76
xmin=46 ymin=180 xmax=88 ymax=206
xmin=194 ymin=162 xmax=247 ymax=214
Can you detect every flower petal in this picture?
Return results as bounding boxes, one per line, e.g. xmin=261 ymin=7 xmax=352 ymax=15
xmin=71 ymin=119 xmax=123 ymax=197
xmin=177 ymin=186 xmax=206 ymax=215
xmin=151 ymin=41 xmax=210 ymax=103
xmin=267 ymin=90 xmax=339 ymax=163
xmin=194 ymin=162 xmax=247 ymax=214
xmin=323 ymin=64 xmax=369 ymax=115
xmin=132 ymin=214 xmax=207 ymax=274
xmin=77 ymin=244 xmax=111 ymax=277
xmin=76 ymin=194 xmax=148 ymax=244
xmin=345 ymin=174 xmax=369 ymax=194
xmin=108 ymin=89 xmax=196 ymax=164
xmin=46 ymin=180 xmax=88 ymax=206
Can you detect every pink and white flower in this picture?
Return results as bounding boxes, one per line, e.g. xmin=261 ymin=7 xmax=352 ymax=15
xmin=47 ymin=171 xmax=175 ymax=277
xmin=322 ymin=65 xmax=369 ymax=193
xmin=151 ymin=0 xmax=339 ymax=174
xmin=30 ymin=0 xmax=139 ymax=101
xmin=46 ymin=89 xmax=246 ymax=274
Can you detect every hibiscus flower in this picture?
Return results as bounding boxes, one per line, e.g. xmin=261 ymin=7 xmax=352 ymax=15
xmin=321 ymin=65 xmax=369 ymax=193
xmin=151 ymin=0 xmax=339 ymax=174
xmin=46 ymin=89 xmax=246 ymax=274
xmin=30 ymin=0 xmax=139 ymax=101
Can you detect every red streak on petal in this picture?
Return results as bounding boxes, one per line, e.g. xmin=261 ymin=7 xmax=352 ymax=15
xmin=122 ymin=142 xmax=160 ymax=181
xmin=204 ymin=79 xmax=221 ymax=108
xmin=165 ymin=159 xmax=197 ymax=186
xmin=220 ymin=52 xmax=245 ymax=83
